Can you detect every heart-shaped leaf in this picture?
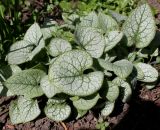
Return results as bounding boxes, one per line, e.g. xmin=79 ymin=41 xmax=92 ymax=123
xmin=135 ymin=63 xmax=158 ymax=82
xmin=44 ymin=99 xmax=71 ymax=121
xmin=49 ymin=50 xmax=104 ymax=96
xmin=9 ymin=96 xmax=41 ymax=124
xmin=75 ymin=27 xmax=105 ymax=58
xmin=5 ymin=69 xmax=45 ymax=98
xmin=123 ymin=4 xmax=156 ymax=48
xmin=40 ymin=75 xmax=61 ymax=98
xmin=72 ymin=94 xmax=100 ymax=110
xmin=24 ymin=23 xmax=44 ymax=46
xmin=47 ymin=38 xmax=72 ymax=57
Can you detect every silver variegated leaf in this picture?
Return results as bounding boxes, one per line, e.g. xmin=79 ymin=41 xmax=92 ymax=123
xmin=98 ymin=12 xmax=119 ymax=32
xmin=135 ymin=63 xmax=158 ymax=82
xmin=123 ymin=4 xmax=156 ymax=48
xmin=40 ymin=75 xmax=61 ymax=98
xmin=106 ymin=81 xmax=119 ymax=102
xmin=75 ymin=27 xmax=105 ymax=58
xmin=47 ymin=38 xmax=72 ymax=57
xmin=101 ymin=101 xmax=115 ymax=117
xmin=113 ymin=78 xmax=132 ymax=102
xmin=9 ymin=96 xmax=41 ymax=124
xmin=105 ymin=31 xmax=123 ymax=52
xmin=49 ymin=50 xmax=104 ymax=96
xmin=5 ymin=69 xmax=45 ymax=98
xmin=72 ymin=94 xmax=100 ymax=110
xmin=44 ymin=99 xmax=71 ymax=121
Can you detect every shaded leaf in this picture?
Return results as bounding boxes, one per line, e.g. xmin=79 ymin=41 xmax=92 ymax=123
xmin=98 ymin=59 xmax=133 ymax=79
xmin=113 ymin=59 xmax=133 ymax=79
xmin=41 ymin=19 xmax=58 ymax=39
xmin=105 ymin=31 xmax=123 ymax=52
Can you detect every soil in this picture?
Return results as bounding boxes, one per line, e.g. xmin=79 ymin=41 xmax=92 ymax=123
xmin=1 ymin=81 xmax=160 ymax=130
xmin=0 ymin=0 xmax=160 ymax=130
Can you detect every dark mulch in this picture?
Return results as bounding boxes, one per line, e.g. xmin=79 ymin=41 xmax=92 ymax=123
xmin=1 ymin=83 xmax=160 ymax=130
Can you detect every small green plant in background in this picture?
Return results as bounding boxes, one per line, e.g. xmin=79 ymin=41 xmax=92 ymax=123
xmin=0 ymin=2 xmax=159 ymax=129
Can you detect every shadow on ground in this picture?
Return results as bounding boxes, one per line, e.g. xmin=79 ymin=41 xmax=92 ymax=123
xmin=112 ymin=99 xmax=160 ymax=130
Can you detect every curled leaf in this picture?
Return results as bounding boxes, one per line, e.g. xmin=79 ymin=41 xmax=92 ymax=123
xmin=113 ymin=78 xmax=132 ymax=103
xmin=101 ymin=101 xmax=115 ymax=117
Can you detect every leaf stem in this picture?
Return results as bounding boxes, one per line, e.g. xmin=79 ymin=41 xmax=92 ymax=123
xmin=60 ymin=122 xmax=68 ymax=130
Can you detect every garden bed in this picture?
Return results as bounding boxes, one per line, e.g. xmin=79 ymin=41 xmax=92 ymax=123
xmin=1 ymin=76 xmax=160 ymax=130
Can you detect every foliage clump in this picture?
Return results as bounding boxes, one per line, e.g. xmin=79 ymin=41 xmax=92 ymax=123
xmin=0 ymin=3 xmax=159 ymax=127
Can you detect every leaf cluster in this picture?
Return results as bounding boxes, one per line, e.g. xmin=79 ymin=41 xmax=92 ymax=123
xmin=0 ymin=3 xmax=159 ymax=126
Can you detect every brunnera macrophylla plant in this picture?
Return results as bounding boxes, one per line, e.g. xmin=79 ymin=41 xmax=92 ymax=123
xmin=0 ymin=3 xmax=159 ymax=125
